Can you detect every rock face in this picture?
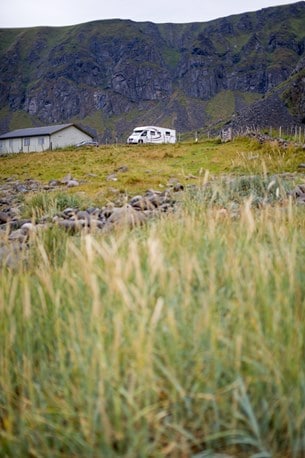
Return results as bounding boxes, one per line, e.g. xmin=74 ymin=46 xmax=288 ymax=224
xmin=0 ymin=2 xmax=305 ymax=139
xmin=231 ymin=54 xmax=305 ymax=130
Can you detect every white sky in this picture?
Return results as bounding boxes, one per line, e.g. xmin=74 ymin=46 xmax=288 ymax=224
xmin=0 ymin=0 xmax=301 ymax=28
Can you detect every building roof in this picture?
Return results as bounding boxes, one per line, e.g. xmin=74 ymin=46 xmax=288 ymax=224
xmin=0 ymin=123 xmax=93 ymax=139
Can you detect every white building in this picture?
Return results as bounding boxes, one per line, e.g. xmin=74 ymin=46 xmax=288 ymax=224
xmin=0 ymin=123 xmax=94 ymax=154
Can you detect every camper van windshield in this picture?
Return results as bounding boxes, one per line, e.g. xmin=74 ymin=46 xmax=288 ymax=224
xmin=133 ymin=130 xmax=143 ymax=134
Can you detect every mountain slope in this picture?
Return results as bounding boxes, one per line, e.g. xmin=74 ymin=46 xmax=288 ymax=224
xmin=0 ymin=1 xmax=305 ymax=140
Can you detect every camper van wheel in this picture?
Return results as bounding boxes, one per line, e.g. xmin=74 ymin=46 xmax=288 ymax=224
xmin=138 ymin=139 xmax=143 ymax=144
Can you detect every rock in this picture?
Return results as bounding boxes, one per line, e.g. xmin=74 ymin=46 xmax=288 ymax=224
xmin=290 ymin=184 xmax=305 ymax=198
xmin=0 ymin=211 xmax=11 ymax=224
xmin=106 ymin=174 xmax=118 ymax=182
xmin=145 ymin=189 xmax=173 ymax=208
xmin=173 ymin=183 xmax=184 ymax=192
xmin=62 ymin=208 xmax=77 ymax=218
xmin=8 ymin=207 xmax=21 ymax=218
xmin=129 ymin=196 xmax=155 ymax=211
xmin=61 ymin=173 xmax=72 ymax=184
xmin=107 ymin=187 xmax=120 ymax=194
xmin=66 ymin=179 xmax=79 ymax=187
xmin=129 ymin=195 xmax=143 ymax=205
xmin=103 ymin=205 xmax=147 ymax=230
xmin=76 ymin=210 xmax=90 ymax=221
xmin=167 ymin=177 xmax=179 ymax=185
xmin=86 ymin=207 xmax=100 ymax=215
xmin=48 ymin=179 xmax=61 ymax=186
xmin=15 ymin=184 xmax=27 ymax=193
xmin=298 ymin=184 xmax=305 ymax=194
xmin=20 ymin=222 xmax=36 ymax=236
xmin=3 ymin=4 xmax=305 ymax=136
xmin=8 ymin=229 xmax=28 ymax=243
xmin=296 ymin=196 xmax=305 ymax=205
xmin=115 ymin=165 xmax=128 ymax=173
xmin=57 ymin=220 xmax=85 ymax=232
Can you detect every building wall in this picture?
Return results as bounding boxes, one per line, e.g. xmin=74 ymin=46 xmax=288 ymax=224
xmin=0 ymin=135 xmax=51 ymax=154
xmin=0 ymin=126 xmax=92 ymax=154
xmin=50 ymin=126 xmax=92 ymax=149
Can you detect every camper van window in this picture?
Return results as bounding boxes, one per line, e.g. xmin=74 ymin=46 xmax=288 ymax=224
xmin=134 ymin=130 xmax=143 ymax=134
xmin=150 ymin=131 xmax=155 ymax=135
xmin=141 ymin=131 xmax=147 ymax=137
xmin=165 ymin=131 xmax=170 ymax=136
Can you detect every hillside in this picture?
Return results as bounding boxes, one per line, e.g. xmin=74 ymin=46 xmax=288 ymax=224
xmin=0 ymin=2 xmax=305 ymax=140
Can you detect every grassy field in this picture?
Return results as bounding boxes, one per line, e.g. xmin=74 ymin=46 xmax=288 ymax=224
xmin=0 ymin=138 xmax=305 ymax=457
xmin=0 ymin=137 xmax=304 ymax=202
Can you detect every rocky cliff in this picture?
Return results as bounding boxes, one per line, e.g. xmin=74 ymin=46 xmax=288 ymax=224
xmin=0 ymin=1 xmax=305 ymax=140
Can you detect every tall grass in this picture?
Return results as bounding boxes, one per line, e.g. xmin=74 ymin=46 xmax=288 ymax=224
xmin=0 ymin=195 xmax=305 ymax=456
xmin=22 ymin=191 xmax=88 ymax=219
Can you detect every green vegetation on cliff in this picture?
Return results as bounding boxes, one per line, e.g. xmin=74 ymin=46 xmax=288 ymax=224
xmin=1 ymin=2 xmax=305 ymax=139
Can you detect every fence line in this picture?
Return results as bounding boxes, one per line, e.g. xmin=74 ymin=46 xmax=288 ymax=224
xmin=98 ymin=125 xmax=305 ymax=145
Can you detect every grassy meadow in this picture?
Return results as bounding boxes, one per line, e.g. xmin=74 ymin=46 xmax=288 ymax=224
xmin=0 ymin=138 xmax=305 ymax=457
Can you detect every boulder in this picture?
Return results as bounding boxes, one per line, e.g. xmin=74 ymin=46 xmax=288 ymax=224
xmin=103 ymin=205 xmax=147 ymax=230
xmin=66 ymin=179 xmax=79 ymax=188
xmin=0 ymin=211 xmax=10 ymax=224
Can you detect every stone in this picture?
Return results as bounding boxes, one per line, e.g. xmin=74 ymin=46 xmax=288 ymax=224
xmin=296 ymin=196 xmax=305 ymax=205
xmin=57 ymin=220 xmax=85 ymax=232
xmin=106 ymin=174 xmax=118 ymax=182
xmin=66 ymin=179 xmax=79 ymax=187
xmin=297 ymin=184 xmax=305 ymax=194
xmin=115 ymin=165 xmax=128 ymax=173
xmin=48 ymin=179 xmax=60 ymax=186
xmin=0 ymin=211 xmax=10 ymax=224
xmin=76 ymin=210 xmax=90 ymax=220
xmin=129 ymin=196 xmax=155 ymax=211
xmin=15 ymin=184 xmax=27 ymax=193
xmin=129 ymin=195 xmax=143 ymax=205
xmin=103 ymin=205 xmax=147 ymax=230
xmin=86 ymin=207 xmax=100 ymax=215
xmin=173 ymin=183 xmax=184 ymax=192
xmin=20 ymin=222 xmax=36 ymax=236
xmin=61 ymin=173 xmax=72 ymax=184
xmin=167 ymin=177 xmax=179 ymax=185
xmin=63 ymin=208 xmax=77 ymax=217
xmin=8 ymin=229 xmax=28 ymax=243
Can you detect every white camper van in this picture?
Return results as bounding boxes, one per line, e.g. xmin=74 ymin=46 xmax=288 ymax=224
xmin=127 ymin=126 xmax=176 ymax=144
